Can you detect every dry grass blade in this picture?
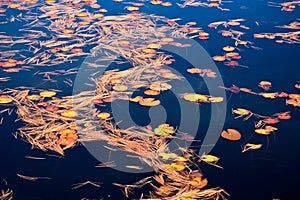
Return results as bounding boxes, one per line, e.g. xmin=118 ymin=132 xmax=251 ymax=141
xmin=16 ymin=174 xmax=51 ymax=181
xmin=25 ymin=155 xmax=46 ymax=160
xmin=0 ymin=189 xmax=13 ymax=200
xmin=95 ymin=161 xmax=116 ymax=168
xmin=71 ymin=181 xmax=102 ymax=190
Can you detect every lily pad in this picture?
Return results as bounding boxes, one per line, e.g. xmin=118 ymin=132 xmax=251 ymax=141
xmin=97 ymin=112 xmax=111 ymax=120
xmin=61 ymin=110 xmax=78 ymax=118
xmin=139 ymin=98 xmax=160 ymax=107
xmin=154 ymin=124 xmax=174 ymax=136
xmin=0 ymin=95 xmax=13 ymax=104
xmin=40 ymin=91 xmax=56 ymax=98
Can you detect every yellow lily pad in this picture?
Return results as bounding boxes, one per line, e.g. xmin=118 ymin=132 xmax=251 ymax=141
xmin=208 ymin=96 xmax=224 ymax=103
xmin=201 ymin=154 xmax=219 ymax=163
xmin=97 ymin=112 xmax=111 ymax=120
xmin=175 ymin=156 xmax=188 ymax=162
xmin=260 ymin=92 xmax=277 ymax=99
xmin=27 ymin=94 xmax=40 ymax=101
xmin=0 ymin=95 xmax=13 ymax=104
xmin=61 ymin=110 xmax=78 ymax=118
xmin=183 ymin=93 xmax=208 ymax=103
xmin=154 ymin=124 xmax=174 ymax=135
xmin=150 ymin=0 xmax=162 ymax=5
xmin=158 ymin=152 xmax=178 ymax=160
xmin=142 ymin=48 xmax=156 ymax=54
xmin=144 ymin=90 xmax=160 ymax=96
xmin=165 ymin=163 xmax=185 ymax=171
xmin=222 ymin=46 xmax=235 ymax=52
xmin=147 ymin=43 xmax=161 ymax=49
xmin=255 ymin=128 xmax=271 ymax=135
xmin=126 ymin=6 xmax=139 ymax=11
xmin=112 ymin=85 xmax=128 ymax=92
xmin=40 ymin=91 xmax=56 ymax=98
xmin=181 ymin=198 xmax=196 ymax=200
xmin=99 ymin=9 xmax=108 ymax=12
xmin=139 ymin=98 xmax=160 ymax=107
xmin=232 ymin=108 xmax=250 ymax=115
xmin=242 ymin=143 xmax=263 ymax=153
xmin=129 ymin=96 xmax=143 ymax=102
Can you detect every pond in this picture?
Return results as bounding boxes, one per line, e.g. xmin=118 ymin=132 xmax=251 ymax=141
xmin=0 ymin=0 xmax=299 ymax=200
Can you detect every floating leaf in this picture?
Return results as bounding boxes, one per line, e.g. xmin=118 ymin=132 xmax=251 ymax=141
xmin=0 ymin=95 xmax=13 ymax=104
xmin=175 ymin=156 xmax=188 ymax=162
xmin=161 ymin=2 xmax=172 ymax=6
xmin=147 ymin=43 xmax=161 ymax=49
xmin=161 ymin=37 xmax=174 ymax=42
xmin=161 ymin=72 xmax=181 ymax=79
xmin=8 ymin=3 xmax=21 ymax=9
xmin=165 ymin=163 xmax=185 ymax=171
xmin=212 ymin=55 xmax=226 ymax=61
xmin=40 ymin=91 xmax=56 ymax=98
xmin=183 ymin=93 xmax=208 ymax=103
xmin=112 ymin=85 xmax=128 ymax=91
xmin=126 ymin=6 xmax=139 ymax=11
xmin=187 ymin=68 xmax=202 ymax=74
xmin=142 ymin=48 xmax=156 ymax=54
xmin=232 ymin=108 xmax=251 ymax=116
xmin=262 ymin=118 xmax=279 ymax=124
xmin=27 ymin=94 xmax=40 ymax=101
xmin=276 ymin=112 xmax=291 ymax=120
xmin=150 ymin=82 xmax=172 ymax=91
xmin=289 ymin=94 xmax=300 ymax=99
xmin=190 ymin=176 xmax=208 ymax=189
xmin=45 ymin=105 xmax=59 ymax=112
xmin=208 ymin=96 xmax=224 ymax=103
xmin=139 ymin=98 xmax=160 ymax=107
xmin=180 ymin=197 xmax=196 ymax=200
xmin=61 ymin=110 xmax=78 ymax=118
xmin=206 ymin=71 xmax=217 ymax=78
xmin=240 ymin=88 xmax=256 ymax=94
xmin=59 ymin=129 xmax=76 ymax=135
xmin=144 ymin=90 xmax=160 ymax=96
xmin=259 ymin=81 xmax=272 ymax=91
xmin=62 ymin=29 xmax=74 ymax=34
xmin=181 ymin=198 xmax=196 ymax=200
xmin=201 ymin=154 xmax=219 ymax=163
xmin=242 ymin=143 xmax=263 ymax=153
xmin=255 ymin=128 xmax=271 ymax=135
xmin=57 ymin=132 xmax=78 ymax=148
xmin=129 ymin=96 xmax=143 ymax=102
xmin=223 ymin=46 xmax=235 ymax=52
xmin=150 ymin=0 xmax=162 ymax=5
xmin=265 ymin=126 xmax=278 ymax=131
xmin=154 ymin=124 xmax=174 ymax=136
xmin=260 ymin=92 xmax=277 ymax=99
xmin=221 ymin=129 xmax=241 ymax=141
xmin=97 ymin=112 xmax=111 ymax=120
xmin=158 ymin=152 xmax=178 ymax=160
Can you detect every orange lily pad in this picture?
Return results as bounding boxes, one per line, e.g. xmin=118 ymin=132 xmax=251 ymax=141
xmin=221 ymin=129 xmax=241 ymax=141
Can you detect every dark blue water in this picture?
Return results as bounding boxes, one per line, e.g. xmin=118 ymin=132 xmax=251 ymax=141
xmin=1 ymin=0 xmax=300 ymax=199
